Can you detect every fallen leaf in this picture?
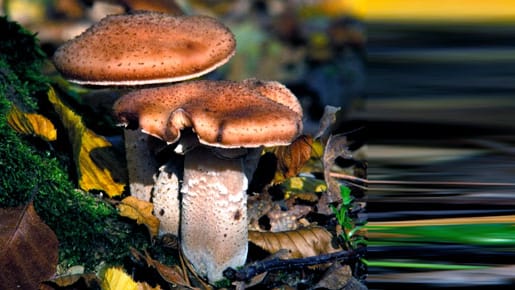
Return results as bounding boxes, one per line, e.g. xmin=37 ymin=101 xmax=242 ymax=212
xmin=47 ymin=87 xmax=126 ymax=197
xmin=271 ymin=135 xmax=313 ymax=183
xmin=248 ymin=192 xmax=274 ymax=231
xmin=101 ymin=266 xmax=163 ymax=290
xmin=131 ymin=249 xmax=192 ymax=288
xmin=314 ymin=105 xmax=341 ymax=140
xmin=118 ymin=196 xmax=160 ymax=238
xmin=7 ymin=104 xmax=57 ymax=141
xmin=323 ymin=134 xmax=353 ymax=203
xmin=0 ymin=202 xmax=58 ymax=289
xmin=267 ymin=204 xmax=312 ymax=232
xmin=281 ymin=176 xmax=327 ymax=198
xmin=313 ymin=263 xmax=352 ymax=290
xmin=249 ymin=226 xmax=341 ymax=259
xmin=101 ymin=267 xmax=138 ymax=290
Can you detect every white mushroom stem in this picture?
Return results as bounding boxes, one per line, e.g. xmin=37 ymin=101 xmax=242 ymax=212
xmin=181 ymin=146 xmax=248 ymax=283
xmin=153 ymin=160 xmax=181 ymax=236
xmin=124 ymin=130 xmax=159 ymax=201
xmin=125 ymin=129 xmax=182 ymax=236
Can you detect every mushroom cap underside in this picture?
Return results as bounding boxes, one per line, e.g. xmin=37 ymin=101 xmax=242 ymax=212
xmin=113 ymin=79 xmax=303 ymax=148
xmin=52 ymin=11 xmax=236 ymax=85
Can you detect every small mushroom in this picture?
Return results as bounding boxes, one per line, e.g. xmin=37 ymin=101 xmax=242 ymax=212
xmin=114 ymin=79 xmax=303 ymax=282
xmin=52 ymin=11 xmax=236 ymax=236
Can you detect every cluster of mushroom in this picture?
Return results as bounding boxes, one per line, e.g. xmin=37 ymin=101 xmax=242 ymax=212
xmin=53 ymin=11 xmax=303 ymax=283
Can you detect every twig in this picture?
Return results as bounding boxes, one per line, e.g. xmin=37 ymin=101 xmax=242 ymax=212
xmin=223 ymin=247 xmax=366 ymax=281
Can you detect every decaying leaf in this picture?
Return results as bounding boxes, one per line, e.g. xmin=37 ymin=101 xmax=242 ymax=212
xmin=0 ymin=202 xmax=58 ymax=289
xmin=47 ymin=88 xmax=126 ymax=197
xmin=249 ymin=226 xmax=341 ymax=259
xmin=248 ymin=192 xmax=274 ymax=231
xmin=313 ymin=263 xmax=353 ymax=290
xmin=323 ymin=133 xmax=353 ymax=203
xmin=118 ymin=196 xmax=160 ymax=238
xmin=271 ymin=135 xmax=313 ymax=184
xmin=130 ymin=248 xmax=192 ymax=288
xmin=267 ymin=204 xmax=312 ymax=232
xmin=314 ymin=105 xmax=341 ymax=140
xmin=7 ymin=104 xmax=57 ymax=141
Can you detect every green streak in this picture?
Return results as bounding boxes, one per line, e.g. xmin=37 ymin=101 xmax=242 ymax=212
xmin=367 ymin=223 xmax=515 ymax=246
xmin=362 ymin=259 xmax=487 ymax=270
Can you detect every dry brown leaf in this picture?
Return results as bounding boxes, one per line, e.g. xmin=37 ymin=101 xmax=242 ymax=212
xmin=130 ymin=248 xmax=195 ymax=289
xmin=48 ymin=88 xmax=126 ymax=197
xmin=248 ymin=192 xmax=274 ymax=231
xmin=271 ymin=135 xmax=313 ymax=183
xmin=249 ymin=226 xmax=341 ymax=259
xmin=118 ymin=196 xmax=160 ymax=238
xmin=0 ymin=202 xmax=58 ymax=289
xmin=323 ymin=134 xmax=353 ymax=203
xmin=142 ymin=251 xmax=189 ymax=287
xmin=313 ymin=263 xmax=352 ymax=290
xmin=314 ymin=105 xmax=341 ymax=140
xmin=7 ymin=105 xmax=57 ymax=141
xmin=267 ymin=204 xmax=312 ymax=232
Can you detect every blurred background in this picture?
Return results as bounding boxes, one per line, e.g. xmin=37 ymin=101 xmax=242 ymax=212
xmin=2 ymin=0 xmax=515 ymax=288
xmin=354 ymin=1 xmax=515 ymax=289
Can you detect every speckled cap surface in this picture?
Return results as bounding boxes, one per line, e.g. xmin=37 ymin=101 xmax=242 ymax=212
xmin=53 ymin=11 xmax=236 ymax=85
xmin=113 ymin=79 xmax=303 ymax=148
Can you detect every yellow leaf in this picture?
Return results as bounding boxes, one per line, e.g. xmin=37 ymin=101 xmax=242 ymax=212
xmin=7 ymin=105 xmax=57 ymax=141
xmin=101 ymin=267 xmax=137 ymax=290
xmin=118 ymin=196 xmax=160 ymax=238
xmin=47 ymin=88 xmax=125 ymax=197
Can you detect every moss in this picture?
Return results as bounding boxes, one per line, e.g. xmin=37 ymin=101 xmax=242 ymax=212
xmin=0 ymin=17 xmax=150 ymax=272
xmin=0 ymin=16 xmax=48 ymax=110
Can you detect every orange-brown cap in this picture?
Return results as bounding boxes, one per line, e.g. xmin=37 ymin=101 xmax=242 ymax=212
xmin=113 ymin=79 xmax=303 ymax=148
xmin=52 ymin=11 xmax=236 ymax=85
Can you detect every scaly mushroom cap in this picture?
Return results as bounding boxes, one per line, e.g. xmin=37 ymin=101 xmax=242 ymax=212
xmin=241 ymin=78 xmax=303 ymax=117
xmin=52 ymin=11 xmax=236 ymax=85
xmin=113 ymin=79 xmax=303 ymax=148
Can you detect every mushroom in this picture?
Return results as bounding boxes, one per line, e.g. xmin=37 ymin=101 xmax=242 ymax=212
xmin=52 ymin=11 xmax=236 ymax=86
xmin=113 ymin=78 xmax=303 ymax=282
xmin=52 ymin=11 xmax=236 ymax=235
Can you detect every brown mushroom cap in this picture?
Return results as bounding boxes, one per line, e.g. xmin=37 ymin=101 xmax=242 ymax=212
xmin=242 ymin=78 xmax=303 ymax=116
xmin=52 ymin=11 xmax=236 ymax=85
xmin=113 ymin=79 xmax=303 ymax=148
